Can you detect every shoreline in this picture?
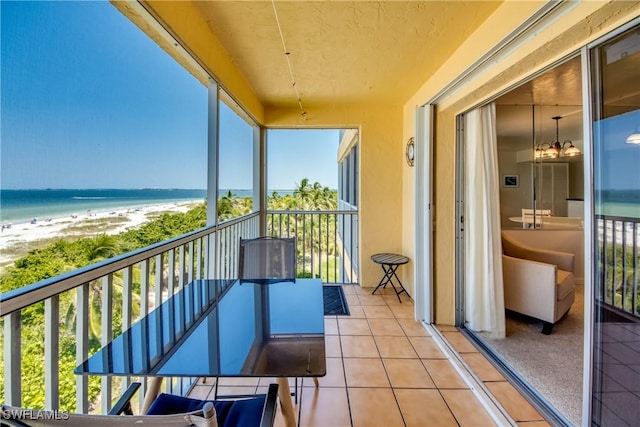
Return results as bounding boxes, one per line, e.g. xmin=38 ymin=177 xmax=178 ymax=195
xmin=0 ymin=200 xmax=202 ymax=271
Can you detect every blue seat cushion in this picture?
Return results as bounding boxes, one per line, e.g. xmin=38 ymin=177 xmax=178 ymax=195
xmin=147 ymin=393 xmax=266 ymax=427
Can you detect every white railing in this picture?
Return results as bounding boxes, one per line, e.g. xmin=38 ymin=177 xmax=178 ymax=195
xmin=266 ymin=209 xmax=358 ymax=284
xmin=0 ymin=213 xmax=260 ymax=414
xmin=0 ymin=208 xmax=360 ymax=414
xmin=596 ymin=214 xmax=640 ymax=317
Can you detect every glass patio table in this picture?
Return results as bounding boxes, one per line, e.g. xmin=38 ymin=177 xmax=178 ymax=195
xmin=75 ymin=278 xmax=326 ymax=427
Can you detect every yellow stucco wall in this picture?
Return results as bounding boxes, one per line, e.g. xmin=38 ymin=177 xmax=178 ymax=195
xmin=402 ymin=0 xmax=640 ymax=325
xmin=266 ymin=105 xmax=404 ymax=287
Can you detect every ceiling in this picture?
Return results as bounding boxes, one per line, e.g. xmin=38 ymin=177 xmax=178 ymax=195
xmin=190 ymin=1 xmax=502 ymax=109
xmin=496 ymin=42 xmax=640 ymax=152
xmin=496 ymin=57 xmax=584 ymax=151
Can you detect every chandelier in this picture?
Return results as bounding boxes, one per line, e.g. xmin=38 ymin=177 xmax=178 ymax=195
xmin=534 ymin=116 xmax=581 ymax=159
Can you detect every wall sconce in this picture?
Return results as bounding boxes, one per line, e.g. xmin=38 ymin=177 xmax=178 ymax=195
xmin=534 ymin=116 xmax=581 ymax=159
xmin=406 ymin=137 xmax=415 ymax=166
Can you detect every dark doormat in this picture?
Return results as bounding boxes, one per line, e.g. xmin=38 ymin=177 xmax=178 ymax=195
xmin=323 ymin=285 xmax=350 ymax=316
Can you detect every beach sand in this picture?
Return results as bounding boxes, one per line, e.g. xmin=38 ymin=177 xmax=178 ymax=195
xmin=0 ymin=201 xmax=201 ymax=272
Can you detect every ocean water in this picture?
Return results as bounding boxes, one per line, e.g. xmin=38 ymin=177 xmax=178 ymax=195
xmin=0 ymin=189 xmax=209 ymax=223
xmin=596 ymin=189 xmax=640 ymax=218
xmin=0 ymin=189 xmax=296 ymax=223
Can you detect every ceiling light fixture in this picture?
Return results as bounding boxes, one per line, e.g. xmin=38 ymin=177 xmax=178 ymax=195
xmin=271 ymin=0 xmax=307 ymax=120
xmin=534 ymin=116 xmax=581 ymax=159
xmin=626 ymin=131 xmax=640 ymax=145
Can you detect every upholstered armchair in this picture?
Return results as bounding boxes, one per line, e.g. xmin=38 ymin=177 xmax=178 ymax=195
xmin=501 ymin=231 xmax=576 ymax=334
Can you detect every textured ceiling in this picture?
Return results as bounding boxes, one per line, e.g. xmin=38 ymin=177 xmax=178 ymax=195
xmin=193 ymin=1 xmax=502 ymax=108
xmin=496 ymin=57 xmax=585 ymax=149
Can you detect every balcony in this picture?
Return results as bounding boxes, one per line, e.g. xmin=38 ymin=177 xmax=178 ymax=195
xmin=190 ymin=285 xmax=550 ymax=426
xmin=1 ymin=209 xmax=549 ymax=425
xmin=1 ymin=211 xmax=354 ymax=412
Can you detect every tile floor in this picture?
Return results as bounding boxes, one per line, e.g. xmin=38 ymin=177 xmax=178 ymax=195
xmin=188 ymin=285 xmax=550 ymax=427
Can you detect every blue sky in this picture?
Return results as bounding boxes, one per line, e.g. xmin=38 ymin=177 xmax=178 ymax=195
xmin=1 ymin=1 xmax=339 ymax=190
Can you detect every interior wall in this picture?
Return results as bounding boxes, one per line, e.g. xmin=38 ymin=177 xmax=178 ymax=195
xmin=498 ymin=150 xmax=534 ymax=229
xmin=403 ymin=1 xmax=640 ymax=325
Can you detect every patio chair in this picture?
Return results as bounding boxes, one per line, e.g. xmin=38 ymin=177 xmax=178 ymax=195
xmin=0 ymin=383 xmax=278 ymax=427
xmin=238 ymin=236 xmax=296 ymax=284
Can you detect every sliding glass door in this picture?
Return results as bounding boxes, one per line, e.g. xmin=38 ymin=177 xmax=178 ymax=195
xmin=590 ymin=24 xmax=640 ymax=426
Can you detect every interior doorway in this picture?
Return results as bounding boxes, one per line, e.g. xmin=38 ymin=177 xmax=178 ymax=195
xmin=459 ymin=56 xmax=586 ymax=426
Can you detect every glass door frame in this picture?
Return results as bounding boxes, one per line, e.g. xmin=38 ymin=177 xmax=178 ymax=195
xmin=584 ymin=17 xmax=640 ymax=426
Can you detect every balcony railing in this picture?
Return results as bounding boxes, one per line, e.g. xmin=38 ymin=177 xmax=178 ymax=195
xmin=267 ymin=209 xmax=358 ymax=284
xmin=0 ymin=208 xmax=359 ymax=413
xmin=1 ymin=213 xmax=260 ymax=414
xmin=596 ymin=214 xmax=640 ymax=317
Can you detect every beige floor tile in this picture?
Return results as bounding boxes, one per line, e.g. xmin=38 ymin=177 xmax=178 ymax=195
xmin=368 ymin=318 xmax=406 ymax=336
xmin=272 ymin=399 xmax=300 ymax=427
xmin=461 ymin=352 xmax=505 ymax=382
xmin=197 ymin=377 xmax=216 ymax=385
xmin=375 ymin=336 xmax=418 ymax=358
xmin=345 ymin=294 xmax=361 ymax=307
xmin=394 ymin=389 xmax=458 ymax=427
xmin=423 ymin=359 xmax=469 ymax=389
xmin=303 ymin=357 xmax=345 ymax=388
xmin=441 ymin=331 xmax=478 ymax=353
xmin=344 ymin=357 xmax=390 ymax=387
xmin=299 ymin=386 xmax=351 ymax=427
xmin=408 ymin=336 xmax=446 ymax=359
xmin=362 ymin=304 xmax=395 ymax=318
xmin=383 ymin=358 xmax=435 ymax=388
xmin=188 ymin=384 xmax=213 ymax=399
xmin=398 ymin=318 xmax=430 ymax=336
xmin=338 ymin=318 xmax=372 ymax=335
xmin=324 ymin=317 xmax=339 ymax=335
xmin=346 ymin=305 xmax=366 ymax=318
xmin=340 ymin=335 xmax=380 ymax=358
xmin=382 ymin=292 xmax=414 ymax=305
xmin=357 ymin=294 xmax=387 ymax=306
xmin=441 ymin=389 xmax=498 ymax=426
xmin=255 ymin=385 xmax=271 ymax=394
xmin=349 ymin=388 xmax=404 ymax=427
xmin=435 ymin=324 xmax=458 ymax=332
xmin=370 ymin=286 xmax=397 ymax=295
xmin=354 ymin=285 xmax=374 ymax=295
xmin=217 ymin=377 xmax=260 ymax=386
xmin=341 ymin=285 xmax=358 ymax=295
xmin=257 ymin=377 xmax=296 ymax=387
xmin=389 ymin=304 xmax=415 ymax=318
xmin=214 ymin=386 xmax=259 ymax=397
xmin=486 ymin=381 xmax=544 ymax=422
xmin=325 ymin=335 xmax=343 ymax=357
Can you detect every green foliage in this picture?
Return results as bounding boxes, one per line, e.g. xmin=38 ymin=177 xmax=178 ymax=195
xmin=0 ymin=203 xmax=208 ymax=410
xmin=0 ymin=180 xmax=338 ymax=411
xmin=600 ymin=241 xmax=640 ymax=313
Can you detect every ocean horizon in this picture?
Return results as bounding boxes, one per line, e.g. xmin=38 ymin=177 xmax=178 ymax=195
xmin=0 ymin=188 xmax=296 ymax=223
xmin=2 ymin=188 xmax=636 ymax=224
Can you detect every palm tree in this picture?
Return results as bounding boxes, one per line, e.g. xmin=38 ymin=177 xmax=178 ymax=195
xmin=293 ymin=178 xmax=314 ymax=210
xmin=64 ymin=234 xmax=139 ymax=342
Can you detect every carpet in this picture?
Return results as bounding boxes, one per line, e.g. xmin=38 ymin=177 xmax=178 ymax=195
xmin=323 ymin=285 xmax=350 ymax=316
xmin=479 ymin=283 xmax=584 ymax=426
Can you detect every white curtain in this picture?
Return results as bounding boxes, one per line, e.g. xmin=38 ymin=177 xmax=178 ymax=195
xmin=464 ymin=103 xmax=505 ymax=339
